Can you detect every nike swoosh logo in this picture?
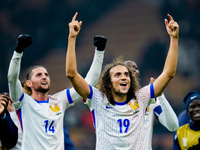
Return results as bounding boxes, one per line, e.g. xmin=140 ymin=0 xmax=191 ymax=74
xmin=106 ymin=106 xmax=112 ymax=109
xmin=190 ymin=96 xmax=197 ymax=100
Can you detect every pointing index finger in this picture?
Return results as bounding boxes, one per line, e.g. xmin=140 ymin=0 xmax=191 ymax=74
xmin=167 ymin=14 xmax=174 ymax=21
xmin=72 ymin=12 xmax=78 ymax=22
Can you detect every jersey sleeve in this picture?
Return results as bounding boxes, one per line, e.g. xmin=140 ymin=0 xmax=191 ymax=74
xmin=85 ymin=50 xmax=104 ymax=86
xmin=138 ymin=84 xmax=155 ymax=110
xmin=63 ymin=50 xmax=104 ymax=109
xmin=155 ymin=94 xmax=179 ymax=131
xmin=84 ymin=85 xmax=102 ymax=111
xmin=8 ymin=51 xmax=24 ymax=110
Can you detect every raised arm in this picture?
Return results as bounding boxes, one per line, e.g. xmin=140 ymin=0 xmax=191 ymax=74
xmin=68 ymin=36 xmax=106 ymax=103
xmin=85 ymin=35 xmax=107 ymax=84
xmin=66 ymin=12 xmax=91 ymax=100
xmin=153 ymin=14 xmax=179 ymax=97
xmin=7 ymin=34 xmax=32 ymax=109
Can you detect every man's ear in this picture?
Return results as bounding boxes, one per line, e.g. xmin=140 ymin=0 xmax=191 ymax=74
xmin=26 ymin=80 xmax=32 ymax=88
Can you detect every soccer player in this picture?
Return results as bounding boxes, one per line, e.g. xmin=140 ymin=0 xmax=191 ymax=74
xmin=66 ymin=12 xmax=179 ymax=149
xmin=173 ymin=91 xmax=200 ymax=149
xmin=125 ymin=60 xmax=179 ymax=150
xmin=0 ymin=93 xmax=18 ymax=149
xmin=7 ymin=32 xmax=106 ymax=149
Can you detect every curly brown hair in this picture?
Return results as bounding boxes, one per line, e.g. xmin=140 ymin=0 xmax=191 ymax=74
xmin=96 ymin=56 xmax=140 ymax=105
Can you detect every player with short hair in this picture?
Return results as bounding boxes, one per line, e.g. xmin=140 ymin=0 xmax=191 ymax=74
xmin=125 ymin=60 xmax=179 ymax=150
xmin=66 ymin=12 xmax=179 ymax=149
xmin=7 ymin=32 xmax=106 ymax=149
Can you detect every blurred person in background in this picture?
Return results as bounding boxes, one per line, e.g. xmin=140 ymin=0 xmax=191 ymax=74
xmin=173 ymin=91 xmax=200 ymax=150
xmin=63 ymin=124 xmax=76 ymax=150
xmin=125 ymin=60 xmax=179 ymax=150
xmin=0 ymin=93 xmax=18 ymax=149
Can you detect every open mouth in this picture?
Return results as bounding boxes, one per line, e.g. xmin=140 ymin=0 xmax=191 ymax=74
xmin=194 ymin=113 xmax=200 ymax=118
xmin=41 ymin=82 xmax=48 ymax=85
xmin=120 ymin=83 xmax=127 ymax=87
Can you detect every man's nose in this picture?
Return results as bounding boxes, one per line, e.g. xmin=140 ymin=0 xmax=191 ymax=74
xmin=42 ymin=74 xmax=47 ymax=79
xmin=121 ymin=74 xmax=127 ymax=79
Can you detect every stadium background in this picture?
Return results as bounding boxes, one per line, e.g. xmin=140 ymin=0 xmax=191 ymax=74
xmin=1 ymin=0 xmax=200 ymax=149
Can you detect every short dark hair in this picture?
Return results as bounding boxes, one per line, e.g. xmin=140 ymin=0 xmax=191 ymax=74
xmin=24 ymin=65 xmax=47 ymax=95
xmin=26 ymin=65 xmax=46 ymax=80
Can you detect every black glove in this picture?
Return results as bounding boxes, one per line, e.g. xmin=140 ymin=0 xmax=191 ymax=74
xmin=15 ymin=34 xmax=32 ymax=53
xmin=93 ymin=35 xmax=107 ymax=51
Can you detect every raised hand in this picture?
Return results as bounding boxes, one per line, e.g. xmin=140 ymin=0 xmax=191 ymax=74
xmin=15 ymin=34 xmax=32 ymax=53
xmin=0 ymin=93 xmax=10 ymax=116
xmin=68 ymin=12 xmax=82 ymax=38
xmin=165 ymin=14 xmax=179 ymax=39
xmin=93 ymin=35 xmax=107 ymax=51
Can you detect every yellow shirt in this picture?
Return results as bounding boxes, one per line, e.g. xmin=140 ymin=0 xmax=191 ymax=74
xmin=177 ymin=124 xmax=200 ymax=149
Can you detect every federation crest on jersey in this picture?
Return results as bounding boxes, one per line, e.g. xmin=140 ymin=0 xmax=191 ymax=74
xmin=50 ymin=104 xmax=60 ymax=112
xmin=128 ymin=101 xmax=139 ymax=115
xmin=50 ymin=103 xmax=62 ymax=116
xmin=49 ymin=98 xmax=62 ymax=116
